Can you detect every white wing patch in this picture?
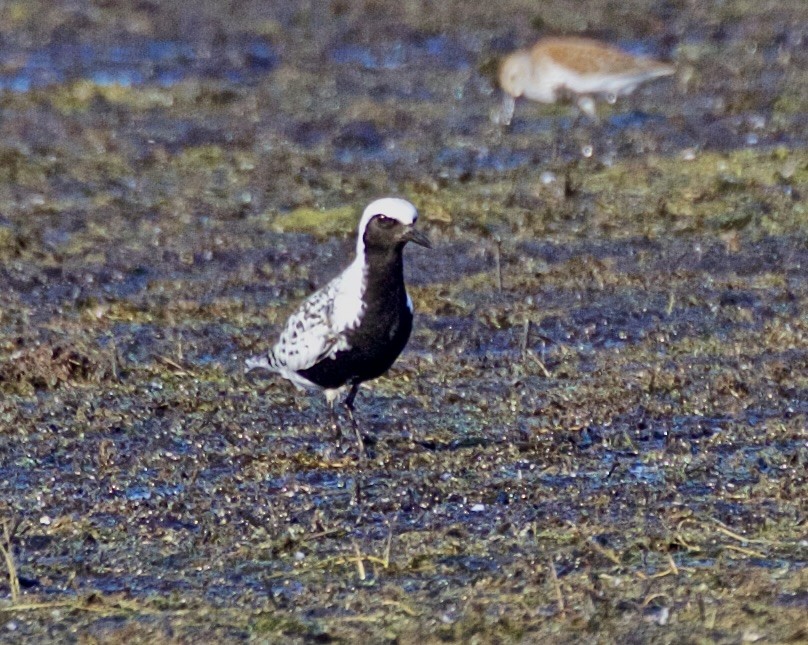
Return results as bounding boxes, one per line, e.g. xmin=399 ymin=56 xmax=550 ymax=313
xmin=247 ymin=256 xmax=368 ymax=389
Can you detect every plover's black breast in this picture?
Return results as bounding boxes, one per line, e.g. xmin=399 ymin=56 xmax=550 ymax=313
xmin=298 ymin=242 xmax=414 ymax=390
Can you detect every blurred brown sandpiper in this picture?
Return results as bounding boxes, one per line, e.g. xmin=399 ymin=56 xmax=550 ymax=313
xmin=496 ymin=36 xmax=675 ymax=125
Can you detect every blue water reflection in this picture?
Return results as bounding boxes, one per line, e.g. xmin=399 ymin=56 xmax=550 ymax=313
xmin=0 ymin=38 xmax=278 ymax=91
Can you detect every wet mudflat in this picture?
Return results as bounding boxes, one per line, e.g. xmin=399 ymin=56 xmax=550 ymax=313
xmin=0 ymin=0 xmax=806 ymax=642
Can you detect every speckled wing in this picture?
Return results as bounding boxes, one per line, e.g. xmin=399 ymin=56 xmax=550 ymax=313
xmin=267 ymin=280 xmax=346 ymax=374
xmin=267 ymin=257 xmax=368 ymax=372
xmin=246 ymin=281 xmax=340 ymax=381
xmin=246 ymin=256 xmax=367 ymax=388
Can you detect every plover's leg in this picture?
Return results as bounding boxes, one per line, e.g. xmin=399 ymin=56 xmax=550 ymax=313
xmin=329 ymin=406 xmax=343 ymax=443
xmin=554 ymin=89 xmax=598 ymax=127
xmin=343 ymin=382 xmax=365 ymax=457
xmin=324 ymin=388 xmax=343 ymax=443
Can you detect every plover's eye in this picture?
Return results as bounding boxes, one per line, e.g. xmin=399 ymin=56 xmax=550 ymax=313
xmin=375 ymin=215 xmax=397 ymax=228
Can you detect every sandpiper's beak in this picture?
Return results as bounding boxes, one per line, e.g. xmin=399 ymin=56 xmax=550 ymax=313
xmin=402 ymin=227 xmax=432 ymax=248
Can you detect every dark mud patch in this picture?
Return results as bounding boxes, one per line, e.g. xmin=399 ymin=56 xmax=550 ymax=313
xmin=0 ymin=341 xmax=108 ymax=395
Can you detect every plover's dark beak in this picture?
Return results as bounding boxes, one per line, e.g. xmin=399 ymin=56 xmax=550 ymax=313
xmin=402 ymin=227 xmax=432 ymax=249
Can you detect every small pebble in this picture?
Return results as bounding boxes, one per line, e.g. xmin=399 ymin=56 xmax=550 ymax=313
xmin=643 ymin=606 xmax=669 ymax=626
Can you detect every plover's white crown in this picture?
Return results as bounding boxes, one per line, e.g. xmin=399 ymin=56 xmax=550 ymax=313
xmin=357 ymin=197 xmax=418 ymax=254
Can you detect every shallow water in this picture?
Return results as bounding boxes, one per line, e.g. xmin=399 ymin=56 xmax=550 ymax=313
xmin=0 ymin=38 xmax=278 ymax=91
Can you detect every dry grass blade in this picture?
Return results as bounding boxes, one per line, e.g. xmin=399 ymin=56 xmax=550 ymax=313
xmin=642 ymin=592 xmax=672 ymax=607
xmin=1 ymin=521 xmax=20 ymax=604
xmin=527 ymin=351 xmax=552 ymax=377
xmin=301 ymin=528 xmax=346 ymax=542
xmin=155 ymin=354 xmax=192 ymax=375
xmin=383 ymin=516 xmax=396 ymax=569
xmin=547 ymin=558 xmax=565 ymax=614
xmin=586 ymin=536 xmax=622 ymax=565
xmin=352 ymin=542 xmax=366 ymax=581
xmin=666 ymin=553 xmax=679 ymax=575
xmin=0 ymin=601 xmax=77 ymax=613
xmin=380 ymin=599 xmax=418 ymax=617
xmin=721 ymin=544 xmax=767 ymax=558
xmin=711 ymin=519 xmax=778 ymax=546
xmin=493 ymin=239 xmax=503 ymax=292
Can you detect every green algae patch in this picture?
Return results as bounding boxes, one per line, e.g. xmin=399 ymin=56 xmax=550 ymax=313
xmin=272 ymin=204 xmax=358 ymax=237
xmin=546 ymin=148 xmax=808 ymax=241
xmin=67 ymin=80 xmax=177 ymax=110
xmin=398 ymin=146 xmax=808 ymax=247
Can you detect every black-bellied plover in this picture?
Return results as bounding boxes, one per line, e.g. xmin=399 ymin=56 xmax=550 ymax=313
xmin=246 ymin=197 xmax=431 ymax=453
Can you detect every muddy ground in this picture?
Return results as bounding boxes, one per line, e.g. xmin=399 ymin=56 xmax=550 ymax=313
xmin=0 ymin=0 xmax=806 ymax=642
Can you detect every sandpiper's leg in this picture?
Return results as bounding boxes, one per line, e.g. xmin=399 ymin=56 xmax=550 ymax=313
xmin=576 ymin=95 xmax=598 ymax=121
xmin=492 ymin=94 xmax=516 ymax=126
xmin=570 ymin=95 xmax=598 ymax=161
xmin=343 ymin=382 xmax=365 ymax=457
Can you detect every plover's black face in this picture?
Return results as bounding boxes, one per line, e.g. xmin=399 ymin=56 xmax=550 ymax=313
xmin=363 ymin=214 xmax=431 ymax=252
